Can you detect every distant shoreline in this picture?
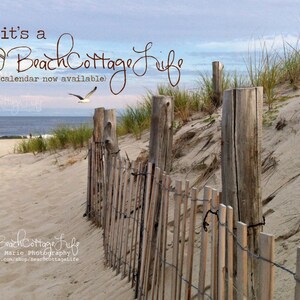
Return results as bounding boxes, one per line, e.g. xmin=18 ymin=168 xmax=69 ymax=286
xmin=0 ymin=134 xmax=55 ymax=139
xmin=0 ymin=135 xmax=27 ymax=139
xmin=0 ymin=116 xmax=92 ymax=137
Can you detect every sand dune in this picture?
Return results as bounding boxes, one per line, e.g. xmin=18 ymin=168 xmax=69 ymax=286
xmin=1 ymin=92 xmax=299 ymax=299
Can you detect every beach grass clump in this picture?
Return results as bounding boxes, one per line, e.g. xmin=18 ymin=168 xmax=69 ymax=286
xmin=15 ymin=125 xmax=92 ymax=154
xmin=117 ymin=102 xmax=152 ymax=139
xmin=47 ymin=136 xmax=61 ymax=152
xmin=157 ymin=85 xmax=200 ymax=123
xmin=230 ymin=71 xmax=250 ymax=88
xmin=69 ymin=125 xmax=93 ymax=149
xmin=52 ymin=126 xmax=70 ymax=148
xmin=30 ymin=136 xmax=48 ymax=152
xmin=15 ymin=136 xmax=47 ymax=154
xmin=196 ymin=73 xmax=215 ymax=115
xmin=117 ymin=84 xmax=201 ymax=138
xmin=15 ymin=139 xmax=31 ymax=153
xmin=196 ymin=71 xmax=231 ymax=115
xmin=246 ymin=42 xmax=282 ymax=110
xmin=281 ymin=39 xmax=300 ymax=89
xmin=51 ymin=125 xmax=93 ymax=149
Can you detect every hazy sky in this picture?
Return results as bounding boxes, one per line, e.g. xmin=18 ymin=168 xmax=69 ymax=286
xmin=0 ymin=0 xmax=300 ymax=116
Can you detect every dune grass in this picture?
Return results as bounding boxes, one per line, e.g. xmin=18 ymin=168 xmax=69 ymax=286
xmin=245 ymin=42 xmax=282 ymax=110
xmin=116 ymin=37 xmax=300 ymax=138
xmin=196 ymin=71 xmax=233 ymax=115
xmin=157 ymin=85 xmax=200 ymax=122
xmin=117 ymin=99 xmax=151 ymax=139
xmin=281 ymin=39 xmax=300 ymax=89
xmin=15 ymin=124 xmax=93 ymax=154
xmin=117 ymin=85 xmax=202 ymax=139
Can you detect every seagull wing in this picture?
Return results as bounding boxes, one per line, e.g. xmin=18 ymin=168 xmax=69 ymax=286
xmin=69 ymin=93 xmax=84 ymax=100
xmin=84 ymin=86 xmax=97 ymax=99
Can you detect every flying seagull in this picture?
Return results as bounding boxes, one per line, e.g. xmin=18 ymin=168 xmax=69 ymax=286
xmin=69 ymin=86 xmax=97 ymax=103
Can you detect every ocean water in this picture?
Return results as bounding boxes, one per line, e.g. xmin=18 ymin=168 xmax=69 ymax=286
xmin=0 ymin=116 xmax=93 ymax=137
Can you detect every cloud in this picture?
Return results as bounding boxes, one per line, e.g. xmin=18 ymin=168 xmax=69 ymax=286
xmin=1 ymin=0 xmax=300 ymax=43
xmin=194 ymin=34 xmax=300 ymax=53
xmin=1 ymin=1 xmax=300 ymax=115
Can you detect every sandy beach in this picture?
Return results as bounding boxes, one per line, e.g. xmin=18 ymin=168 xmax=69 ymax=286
xmin=0 ymin=145 xmax=134 ymax=299
xmin=0 ymin=139 xmax=19 ymax=157
xmin=0 ymin=92 xmax=300 ymax=299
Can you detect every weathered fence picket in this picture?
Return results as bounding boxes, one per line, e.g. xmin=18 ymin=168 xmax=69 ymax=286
xmin=218 ymin=204 xmax=226 ymax=300
xmin=227 ymin=206 xmax=234 ymax=300
xmin=198 ymin=186 xmax=211 ymax=300
xmin=129 ymin=162 xmax=142 ymax=285
xmin=122 ymin=161 xmax=136 ymax=279
xmin=211 ymin=189 xmax=219 ymax=300
xmin=160 ymin=174 xmax=170 ymax=300
xmin=179 ymin=181 xmax=189 ymax=299
xmin=185 ymin=187 xmax=197 ymax=300
xmin=237 ymin=222 xmax=248 ymax=300
xmin=171 ymin=180 xmax=182 ymax=300
xmin=259 ymin=233 xmax=275 ymax=300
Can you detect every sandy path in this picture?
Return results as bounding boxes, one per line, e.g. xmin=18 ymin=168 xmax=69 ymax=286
xmin=0 ymin=147 xmax=134 ymax=300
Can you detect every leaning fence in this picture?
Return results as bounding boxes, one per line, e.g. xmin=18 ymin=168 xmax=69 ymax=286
xmin=85 ymin=62 xmax=300 ymax=300
xmin=86 ymin=152 xmax=300 ymax=300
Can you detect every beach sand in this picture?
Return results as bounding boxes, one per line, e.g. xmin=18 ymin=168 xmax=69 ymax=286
xmin=0 ymin=92 xmax=299 ymax=299
xmin=0 ymin=146 xmax=134 ymax=299
xmin=0 ymin=139 xmax=19 ymax=157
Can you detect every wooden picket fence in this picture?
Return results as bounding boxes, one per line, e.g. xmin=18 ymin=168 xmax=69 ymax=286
xmin=86 ymin=151 xmax=300 ymax=300
xmin=85 ymin=69 xmax=300 ymax=299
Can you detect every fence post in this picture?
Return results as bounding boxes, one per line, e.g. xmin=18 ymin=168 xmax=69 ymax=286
xmin=93 ymin=107 xmax=105 ymax=142
xmin=295 ymin=247 xmax=300 ymax=300
xmin=212 ymin=61 xmax=223 ymax=108
xmin=221 ymin=87 xmax=263 ymax=298
xmin=103 ymin=109 xmax=119 ymax=230
xmin=104 ymin=108 xmax=119 ymax=178
xmin=149 ymin=95 xmax=174 ymax=172
xmin=144 ymin=95 xmax=174 ymax=295
xmin=93 ymin=107 xmax=105 ymax=226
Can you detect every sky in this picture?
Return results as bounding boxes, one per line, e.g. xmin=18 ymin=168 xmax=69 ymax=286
xmin=0 ymin=0 xmax=300 ymax=116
